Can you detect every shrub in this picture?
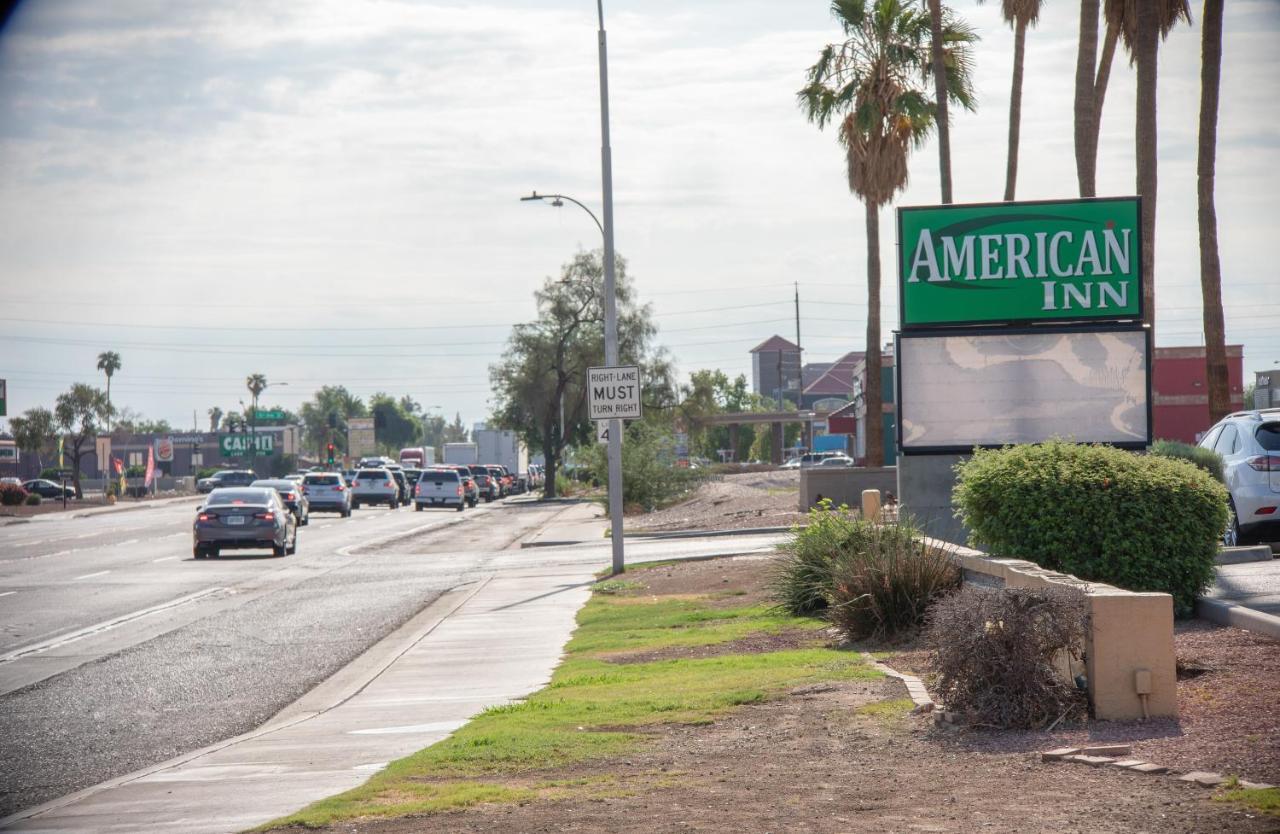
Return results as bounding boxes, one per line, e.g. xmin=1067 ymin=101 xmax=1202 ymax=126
xmin=196 ymin=467 xmax=220 ymax=480
xmin=926 ymin=585 xmax=1089 ymax=729
xmin=125 ymin=465 xmax=146 ymax=478
xmin=825 ymin=520 xmax=961 ymax=641
xmin=584 ymin=422 xmax=707 ymax=512
xmin=1149 ymin=439 xmax=1224 ymax=483
xmin=953 ymin=441 xmax=1228 ymax=614
xmin=770 ymin=500 xmax=862 ymax=616
xmin=24 ymin=493 xmax=41 ymax=506
xmin=39 ymin=467 xmax=64 ymax=480
xmin=0 ymin=483 xmax=28 ymax=506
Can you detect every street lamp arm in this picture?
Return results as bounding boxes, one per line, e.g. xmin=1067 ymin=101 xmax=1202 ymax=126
xmin=520 ymin=191 xmax=605 ymax=237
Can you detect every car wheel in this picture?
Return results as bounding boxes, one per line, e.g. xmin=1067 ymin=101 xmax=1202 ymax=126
xmin=352 ymin=501 xmax=360 ymax=510
xmin=300 ymin=513 xmax=309 ymax=526
xmin=415 ymin=503 xmax=423 ymax=512
xmin=456 ymin=503 xmax=464 ymax=512
xmin=1224 ymin=501 xmax=1240 ymax=548
xmin=274 ymin=540 xmax=287 ymax=558
xmin=343 ymin=507 xmax=352 ymax=518
xmin=209 ymin=546 xmax=220 ymax=558
xmin=193 ymin=545 xmax=205 ymax=560
xmin=390 ymin=499 xmax=399 ymax=510
xmin=287 ymin=531 xmax=297 ymax=555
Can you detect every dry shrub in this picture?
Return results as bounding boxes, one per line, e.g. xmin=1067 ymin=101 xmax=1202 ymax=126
xmin=825 ymin=522 xmax=961 ymax=642
xmin=925 ymin=585 xmax=1089 ymax=729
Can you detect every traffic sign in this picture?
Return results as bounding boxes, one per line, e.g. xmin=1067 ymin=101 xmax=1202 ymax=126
xmin=596 ymin=420 xmax=612 ymax=445
xmin=254 ymin=410 xmax=284 ymax=420
xmin=587 ymin=365 xmax=642 ymax=421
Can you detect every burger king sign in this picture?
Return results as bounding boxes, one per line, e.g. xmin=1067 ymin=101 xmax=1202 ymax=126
xmin=154 ymin=437 xmax=175 ymax=463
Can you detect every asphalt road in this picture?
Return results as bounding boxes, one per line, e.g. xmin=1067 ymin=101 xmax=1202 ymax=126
xmin=0 ymin=495 xmax=569 ymax=818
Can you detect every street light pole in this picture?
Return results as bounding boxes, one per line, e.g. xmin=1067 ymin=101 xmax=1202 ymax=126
xmin=596 ymin=0 xmax=624 ymax=575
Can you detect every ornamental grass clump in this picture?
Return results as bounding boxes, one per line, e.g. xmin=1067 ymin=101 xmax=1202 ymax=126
xmin=953 ymin=440 xmax=1228 ymax=614
xmin=926 ymin=585 xmax=1089 ymax=730
xmin=824 ymin=521 xmax=961 ymax=641
xmin=769 ymin=500 xmax=866 ymax=616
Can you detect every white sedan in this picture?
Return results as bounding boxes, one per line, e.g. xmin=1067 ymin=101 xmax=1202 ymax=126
xmin=818 ymin=455 xmax=855 ymax=467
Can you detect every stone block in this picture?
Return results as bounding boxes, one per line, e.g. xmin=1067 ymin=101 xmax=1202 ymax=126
xmin=1110 ymin=759 xmax=1146 ymax=769
xmin=1129 ymin=763 xmax=1169 ymax=774
xmin=1068 ymin=755 xmax=1116 ymax=767
xmin=1081 ymin=744 xmax=1133 ymax=757
xmin=1041 ymin=747 xmax=1081 ymax=762
xmin=1178 ymin=771 xmax=1225 ymax=787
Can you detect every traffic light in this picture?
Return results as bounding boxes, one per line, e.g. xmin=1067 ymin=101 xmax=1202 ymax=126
xmin=326 ymin=443 xmax=336 ymax=466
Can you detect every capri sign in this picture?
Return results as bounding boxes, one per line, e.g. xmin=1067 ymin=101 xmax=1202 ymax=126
xmin=898 ymin=197 xmax=1141 ymax=327
xmin=218 ymin=433 xmax=274 ymax=456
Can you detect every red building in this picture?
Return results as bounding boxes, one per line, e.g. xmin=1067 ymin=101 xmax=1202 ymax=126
xmin=1152 ymin=345 xmax=1244 ymax=444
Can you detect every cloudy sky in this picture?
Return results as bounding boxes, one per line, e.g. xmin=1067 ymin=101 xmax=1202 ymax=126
xmin=1 ymin=0 xmax=1276 ymax=431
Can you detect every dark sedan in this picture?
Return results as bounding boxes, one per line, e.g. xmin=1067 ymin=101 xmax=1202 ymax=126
xmin=193 ymin=487 xmax=296 ymax=559
xmin=22 ymin=479 xmax=75 ymax=499
xmin=251 ymin=478 xmax=310 ymax=526
xmin=196 ymin=470 xmax=258 ymax=494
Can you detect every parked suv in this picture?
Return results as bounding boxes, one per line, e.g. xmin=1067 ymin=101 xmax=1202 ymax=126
xmin=350 ymin=468 xmax=401 ymax=509
xmin=1197 ymin=409 xmax=1280 ymax=545
xmin=301 ymin=472 xmax=351 ymax=517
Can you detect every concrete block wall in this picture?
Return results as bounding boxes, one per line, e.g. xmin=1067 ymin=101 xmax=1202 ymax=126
xmin=925 ymin=537 xmax=1178 ymax=722
xmin=799 ymin=466 xmax=897 ymax=513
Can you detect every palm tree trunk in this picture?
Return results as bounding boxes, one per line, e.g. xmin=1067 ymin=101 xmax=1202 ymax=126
xmin=1135 ymin=0 xmax=1158 ymax=340
xmin=1074 ymin=0 xmax=1100 ymax=198
xmin=1087 ymin=20 xmax=1120 ymax=181
xmin=864 ymin=201 xmax=884 ymax=468
xmin=927 ymin=0 xmax=952 ymax=203
xmin=1004 ymin=17 xmax=1028 ymax=202
xmin=1198 ymin=0 xmax=1229 ymax=423
xmin=105 ymin=375 xmax=112 ymax=433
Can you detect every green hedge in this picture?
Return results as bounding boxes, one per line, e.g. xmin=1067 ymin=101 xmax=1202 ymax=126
xmin=953 ymin=441 xmax=1228 ymax=614
xmin=1149 ymin=439 xmax=1224 ymax=483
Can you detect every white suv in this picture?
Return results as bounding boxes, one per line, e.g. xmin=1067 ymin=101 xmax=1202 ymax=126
xmin=1197 ymin=409 xmax=1280 ymax=546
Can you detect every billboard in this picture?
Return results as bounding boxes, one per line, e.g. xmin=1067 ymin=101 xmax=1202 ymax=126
xmin=896 ymin=326 xmax=1150 ymax=453
xmin=347 ymin=417 xmax=376 ymax=458
xmin=898 ymin=197 xmax=1141 ymax=327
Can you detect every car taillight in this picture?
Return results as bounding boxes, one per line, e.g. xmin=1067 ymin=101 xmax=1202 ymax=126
xmin=198 ymin=512 xmax=214 ymax=522
xmin=284 ymin=492 xmax=295 ymax=501
xmin=254 ymin=512 xmax=275 ymax=521
xmin=415 ymin=485 xmax=421 ymax=496
xmin=351 ymin=480 xmax=359 ymax=487
xmin=1246 ymin=455 xmax=1280 ymax=472
xmin=456 ymin=486 xmax=463 ymax=496
xmin=387 ymin=481 xmax=395 ymax=489
xmin=335 ymin=485 xmax=345 ymax=491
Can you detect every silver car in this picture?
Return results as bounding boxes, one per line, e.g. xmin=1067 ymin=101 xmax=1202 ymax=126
xmin=350 ymin=468 xmax=400 ymax=510
xmin=1197 ymin=408 xmax=1280 ymax=546
xmin=301 ymin=472 xmax=352 ymax=517
xmin=193 ymin=487 xmax=297 ymax=559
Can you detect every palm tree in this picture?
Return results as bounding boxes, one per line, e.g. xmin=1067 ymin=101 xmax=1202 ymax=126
xmin=96 ymin=351 xmax=121 ymax=431
xmin=1197 ymin=0 xmax=1228 ymax=422
xmin=1073 ymin=0 xmax=1101 ymax=197
xmin=1076 ymin=0 xmax=1190 ymax=199
xmin=800 ymin=0 xmax=976 ymax=466
xmin=983 ymin=0 xmax=1044 ymax=201
xmin=207 ymin=406 xmax=223 ymax=432
xmin=925 ymin=0 xmax=951 ymax=203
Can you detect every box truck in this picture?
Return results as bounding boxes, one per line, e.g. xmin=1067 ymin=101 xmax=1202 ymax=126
xmin=442 ymin=442 xmax=478 ymax=465
xmin=474 ymin=429 xmax=529 ymax=492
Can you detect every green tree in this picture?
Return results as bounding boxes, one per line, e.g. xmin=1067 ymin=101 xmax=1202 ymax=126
xmin=443 ymin=412 xmax=469 ymax=444
xmin=96 ymin=351 xmax=121 ymax=432
xmin=370 ymin=393 xmax=420 ymax=455
xmin=422 ymin=413 xmax=448 ymax=456
xmin=54 ymin=384 xmax=111 ymax=497
xmin=1197 ymin=0 xmax=1228 ymax=424
xmin=207 ymin=406 xmax=223 ymax=432
xmin=10 ymin=407 xmax=56 ymax=469
xmin=489 ymin=250 xmax=665 ymax=497
xmin=299 ymin=386 xmax=367 ymax=459
xmin=799 ymin=0 xmax=976 ymax=466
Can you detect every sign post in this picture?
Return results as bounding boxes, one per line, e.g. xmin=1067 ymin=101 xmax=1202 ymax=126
xmin=587 ymin=365 xmax=642 ymax=573
xmin=0 ymin=378 xmax=6 ymax=417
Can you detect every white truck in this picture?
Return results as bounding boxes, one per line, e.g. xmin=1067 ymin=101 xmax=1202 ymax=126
xmin=474 ymin=429 xmax=529 ymax=493
xmin=442 ymin=442 xmax=478 ymax=465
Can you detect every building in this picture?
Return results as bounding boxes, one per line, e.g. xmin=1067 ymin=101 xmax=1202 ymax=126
xmin=799 ymin=351 xmax=863 ymax=410
xmin=750 ymin=335 xmax=802 ymax=406
xmin=848 ymin=351 xmax=897 ymax=466
xmin=1152 ymin=346 xmax=1244 ymax=443
xmin=1255 ymin=370 xmax=1278 ymax=410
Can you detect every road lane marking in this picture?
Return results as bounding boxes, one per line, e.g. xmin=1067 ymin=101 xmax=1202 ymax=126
xmin=0 ymin=591 xmax=15 ymax=598
xmin=0 ymin=586 xmax=227 ymax=665
xmin=152 ymin=556 xmax=179 ymax=563
xmin=74 ymin=570 xmax=111 ymax=581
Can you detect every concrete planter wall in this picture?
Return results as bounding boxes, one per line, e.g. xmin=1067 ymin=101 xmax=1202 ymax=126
xmin=798 ymin=466 xmax=897 ymax=513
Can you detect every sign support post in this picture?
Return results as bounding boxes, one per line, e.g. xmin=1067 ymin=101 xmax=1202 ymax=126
xmin=587 ymin=365 xmax=642 ymax=574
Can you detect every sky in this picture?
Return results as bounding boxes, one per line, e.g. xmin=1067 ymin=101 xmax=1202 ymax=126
xmin=1 ymin=0 xmax=1277 ymax=432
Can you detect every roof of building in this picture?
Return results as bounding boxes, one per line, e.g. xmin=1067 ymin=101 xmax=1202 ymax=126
xmin=749 ymin=335 xmax=801 ymax=354
xmin=802 ymin=362 xmax=833 ymax=388
xmin=803 ymin=351 xmax=864 ymax=396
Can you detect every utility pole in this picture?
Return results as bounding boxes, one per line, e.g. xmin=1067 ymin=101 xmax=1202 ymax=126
xmin=794 ymin=282 xmax=802 ymax=409
xmin=597 ymin=0 xmax=625 ymax=575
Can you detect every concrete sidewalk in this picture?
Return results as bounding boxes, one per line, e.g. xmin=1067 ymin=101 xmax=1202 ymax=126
xmin=1 ymin=564 xmax=596 ymax=833
xmin=520 ymin=500 xmax=607 ymax=548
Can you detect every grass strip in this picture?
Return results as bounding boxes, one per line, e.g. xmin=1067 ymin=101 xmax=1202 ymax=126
xmin=260 ymin=589 xmax=876 ymax=829
xmin=1216 ymin=786 xmax=1280 ymax=816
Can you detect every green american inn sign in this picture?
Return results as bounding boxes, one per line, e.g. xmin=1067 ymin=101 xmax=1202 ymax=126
xmin=898 ymin=197 xmax=1142 ymax=327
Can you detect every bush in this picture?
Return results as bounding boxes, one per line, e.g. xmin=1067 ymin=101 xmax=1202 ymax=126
xmin=196 ymin=467 xmax=220 ymax=480
xmin=0 ymin=483 xmax=28 ymax=506
xmin=926 ymin=585 xmax=1089 ymax=729
xmin=125 ymin=465 xmax=146 ymax=478
xmin=1149 ymin=439 xmax=1224 ymax=483
xmin=584 ymin=422 xmax=707 ymax=512
xmin=825 ymin=521 xmax=961 ymax=641
xmin=24 ymin=493 xmax=41 ymax=506
xmin=39 ymin=467 xmax=63 ymax=480
xmin=770 ymin=500 xmax=865 ymax=616
xmin=953 ymin=441 xmax=1228 ymax=614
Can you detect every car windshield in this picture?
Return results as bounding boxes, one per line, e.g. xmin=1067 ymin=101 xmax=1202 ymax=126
xmin=305 ymin=475 xmax=341 ymax=485
xmin=423 ymin=470 xmax=459 ymax=480
xmin=206 ymin=488 xmax=274 ymax=507
xmin=357 ymin=470 xmax=387 ymax=479
xmin=1257 ymin=423 xmax=1280 ymax=452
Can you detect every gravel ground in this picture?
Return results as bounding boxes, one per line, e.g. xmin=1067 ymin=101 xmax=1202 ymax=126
xmin=885 ymin=619 xmax=1280 ymax=786
xmin=630 ymin=470 xmax=804 ymax=532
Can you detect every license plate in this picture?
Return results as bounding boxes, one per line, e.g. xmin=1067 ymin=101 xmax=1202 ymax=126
xmin=227 ymin=516 xmax=246 ymax=525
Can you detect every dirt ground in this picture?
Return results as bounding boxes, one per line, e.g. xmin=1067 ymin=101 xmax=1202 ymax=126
xmin=290 ymin=555 xmax=1277 ymax=834
xmin=630 ymin=470 xmax=805 ymax=532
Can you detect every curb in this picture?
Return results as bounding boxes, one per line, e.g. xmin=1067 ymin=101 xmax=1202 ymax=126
xmin=1216 ymin=545 xmax=1274 ymax=565
xmin=860 ymin=652 xmax=935 ymax=712
xmin=1195 ymin=597 xmax=1280 ymax=641
xmin=623 ymin=526 xmax=794 ymax=540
